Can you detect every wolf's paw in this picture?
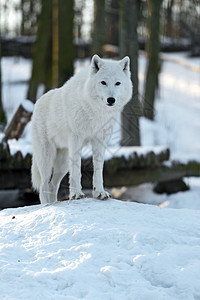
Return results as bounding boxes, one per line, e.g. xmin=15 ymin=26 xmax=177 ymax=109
xmin=93 ymin=189 xmax=111 ymax=200
xmin=70 ymin=191 xmax=86 ymax=200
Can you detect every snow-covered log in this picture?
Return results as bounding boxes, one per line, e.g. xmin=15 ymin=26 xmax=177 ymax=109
xmin=0 ymin=141 xmax=199 ymax=192
xmin=4 ymin=100 xmax=34 ymax=140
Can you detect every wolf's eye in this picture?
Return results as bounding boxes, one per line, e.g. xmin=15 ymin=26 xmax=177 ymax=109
xmin=115 ymin=82 xmax=121 ymax=86
xmin=101 ymin=81 xmax=107 ymax=85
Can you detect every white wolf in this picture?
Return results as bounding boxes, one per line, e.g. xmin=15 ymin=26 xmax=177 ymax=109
xmin=31 ymin=54 xmax=132 ymax=204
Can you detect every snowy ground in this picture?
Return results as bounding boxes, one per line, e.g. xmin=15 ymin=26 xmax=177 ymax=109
xmin=139 ymin=52 xmax=200 ymax=162
xmin=1 ymin=198 xmax=200 ymax=300
xmin=110 ymin=177 xmax=200 ymax=209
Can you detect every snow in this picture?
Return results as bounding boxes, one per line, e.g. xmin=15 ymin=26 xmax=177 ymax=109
xmin=7 ymin=121 xmax=32 ymax=157
xmin=1 ymin=198 xmax=200 ymax=300
xmin=161 ymin=52 xmax=200 ymax=72
xmin=139 ymin=52 xmax=200 ymax=163
xmin=113 ymin=177 xmax=200 ymax=210
xmin=21 ymin=99 xmax=34 ymax=113
xmin=8 ymin=134 xmax=32 ymax=157
xmin=0 ymin=132 xmax=5 ymax=143
xmin=1 ymin=57 xmax=31 ymax=122
xmin=161 ymin=177 xmax=200 ymax=209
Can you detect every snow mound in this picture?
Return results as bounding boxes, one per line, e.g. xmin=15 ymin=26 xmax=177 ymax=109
xmin=1 ymin=199 xmax=200 ymax=300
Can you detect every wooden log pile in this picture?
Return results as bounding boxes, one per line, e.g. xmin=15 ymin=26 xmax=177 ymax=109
xmin=0 ymin=140 xmax=200 ymax=193
xmin=0 ymin=142 xmax=32 ymax=189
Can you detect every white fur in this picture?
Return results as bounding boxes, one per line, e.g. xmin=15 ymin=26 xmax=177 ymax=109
xmin=31 ymin=55 xmax=132 ymax=203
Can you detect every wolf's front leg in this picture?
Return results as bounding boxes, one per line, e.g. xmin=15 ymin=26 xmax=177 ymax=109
xmin=92 ymin=139 xmax=110 ymax=200
xmin=68 ymin=135 xmax=85 ymax=200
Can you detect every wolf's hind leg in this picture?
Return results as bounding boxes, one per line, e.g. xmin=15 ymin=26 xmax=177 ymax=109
xmin=36 ymin=142 xmax=56 ymax=204
xmin=50 ymin=148 xmax=69 ymax=200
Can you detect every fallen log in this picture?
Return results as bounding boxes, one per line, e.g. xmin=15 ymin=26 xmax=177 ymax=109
xmin=0 ymin=142 xmax=199 ymax=190
xmin=4 ymin=100 xmax=34 ymax=140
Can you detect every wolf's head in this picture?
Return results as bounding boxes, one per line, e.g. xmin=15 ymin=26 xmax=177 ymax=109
xmin=84 ymin=54 xmax=133 ymax=112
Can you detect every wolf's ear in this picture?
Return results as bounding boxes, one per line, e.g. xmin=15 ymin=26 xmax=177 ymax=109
xmin=119 ymin=56 xmax=130 ymax=76
xmin=91 ymin=54 xmax=103 ymax=73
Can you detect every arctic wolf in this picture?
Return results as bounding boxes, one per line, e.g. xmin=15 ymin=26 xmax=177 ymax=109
xmin=31 ymin=54 xmax=132 ymax=204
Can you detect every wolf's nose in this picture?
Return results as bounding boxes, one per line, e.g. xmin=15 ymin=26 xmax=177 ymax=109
xmin=107 ymin=97 xmax=115 ymax=106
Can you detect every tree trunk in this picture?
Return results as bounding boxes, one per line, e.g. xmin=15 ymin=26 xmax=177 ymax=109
xmin=20 ymin=0 xmax=25 ymax=35
xmin=52 ymin=0 xmax=59 ymax=88
xmin=27 ymin=0 xmax=74 ymax=101
xmin=4 ymin=100 xmax=34 ymax=140
xmin=166 ymin=0 xmax=174 ymax=37
xmin=93 ymin=0 xmax=106 ymax=56
xmin=0 ymin=36 xmax=6 ymax=125
xmin=143 ymin=0 xmax=163 ymax=120
xmin=58 ymin=0 xmax=74 ymax=86
xmin=106 ymin=0 xmax=119 ymax=47
xmin=119 ymin=0 xmax=141 ymax=146
xmin=27 ymin=0 xmax=52 ymax=102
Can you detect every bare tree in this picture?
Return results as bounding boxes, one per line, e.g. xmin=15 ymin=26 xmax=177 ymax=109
xmin=52 ymin=0 xmax=59 ymax=88
xmin=27 ymin=0 xmax=52 ymax=102
xmin=120 ymin=0 xmax=141 ymax=146
xmin=58 ymin=0 xmax=74 ymax=87
xmin=93 ymin=0 xmax=106 ymax=56
xmin=0 ymin=32 xmax=6 ymax=125
xmin=165 ymin=0 xmax=174 ymax=37
xmin=106 ymin=0 xmax=119 ymax=47
xmin=27 ymin=0 xmax=74 ymax=102
xmin=143 ymin=0 xmax=163 ymax=120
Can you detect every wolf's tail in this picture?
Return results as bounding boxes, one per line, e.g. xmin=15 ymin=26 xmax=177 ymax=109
xmin=31 ymin=156 xmax=41 ymax=192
